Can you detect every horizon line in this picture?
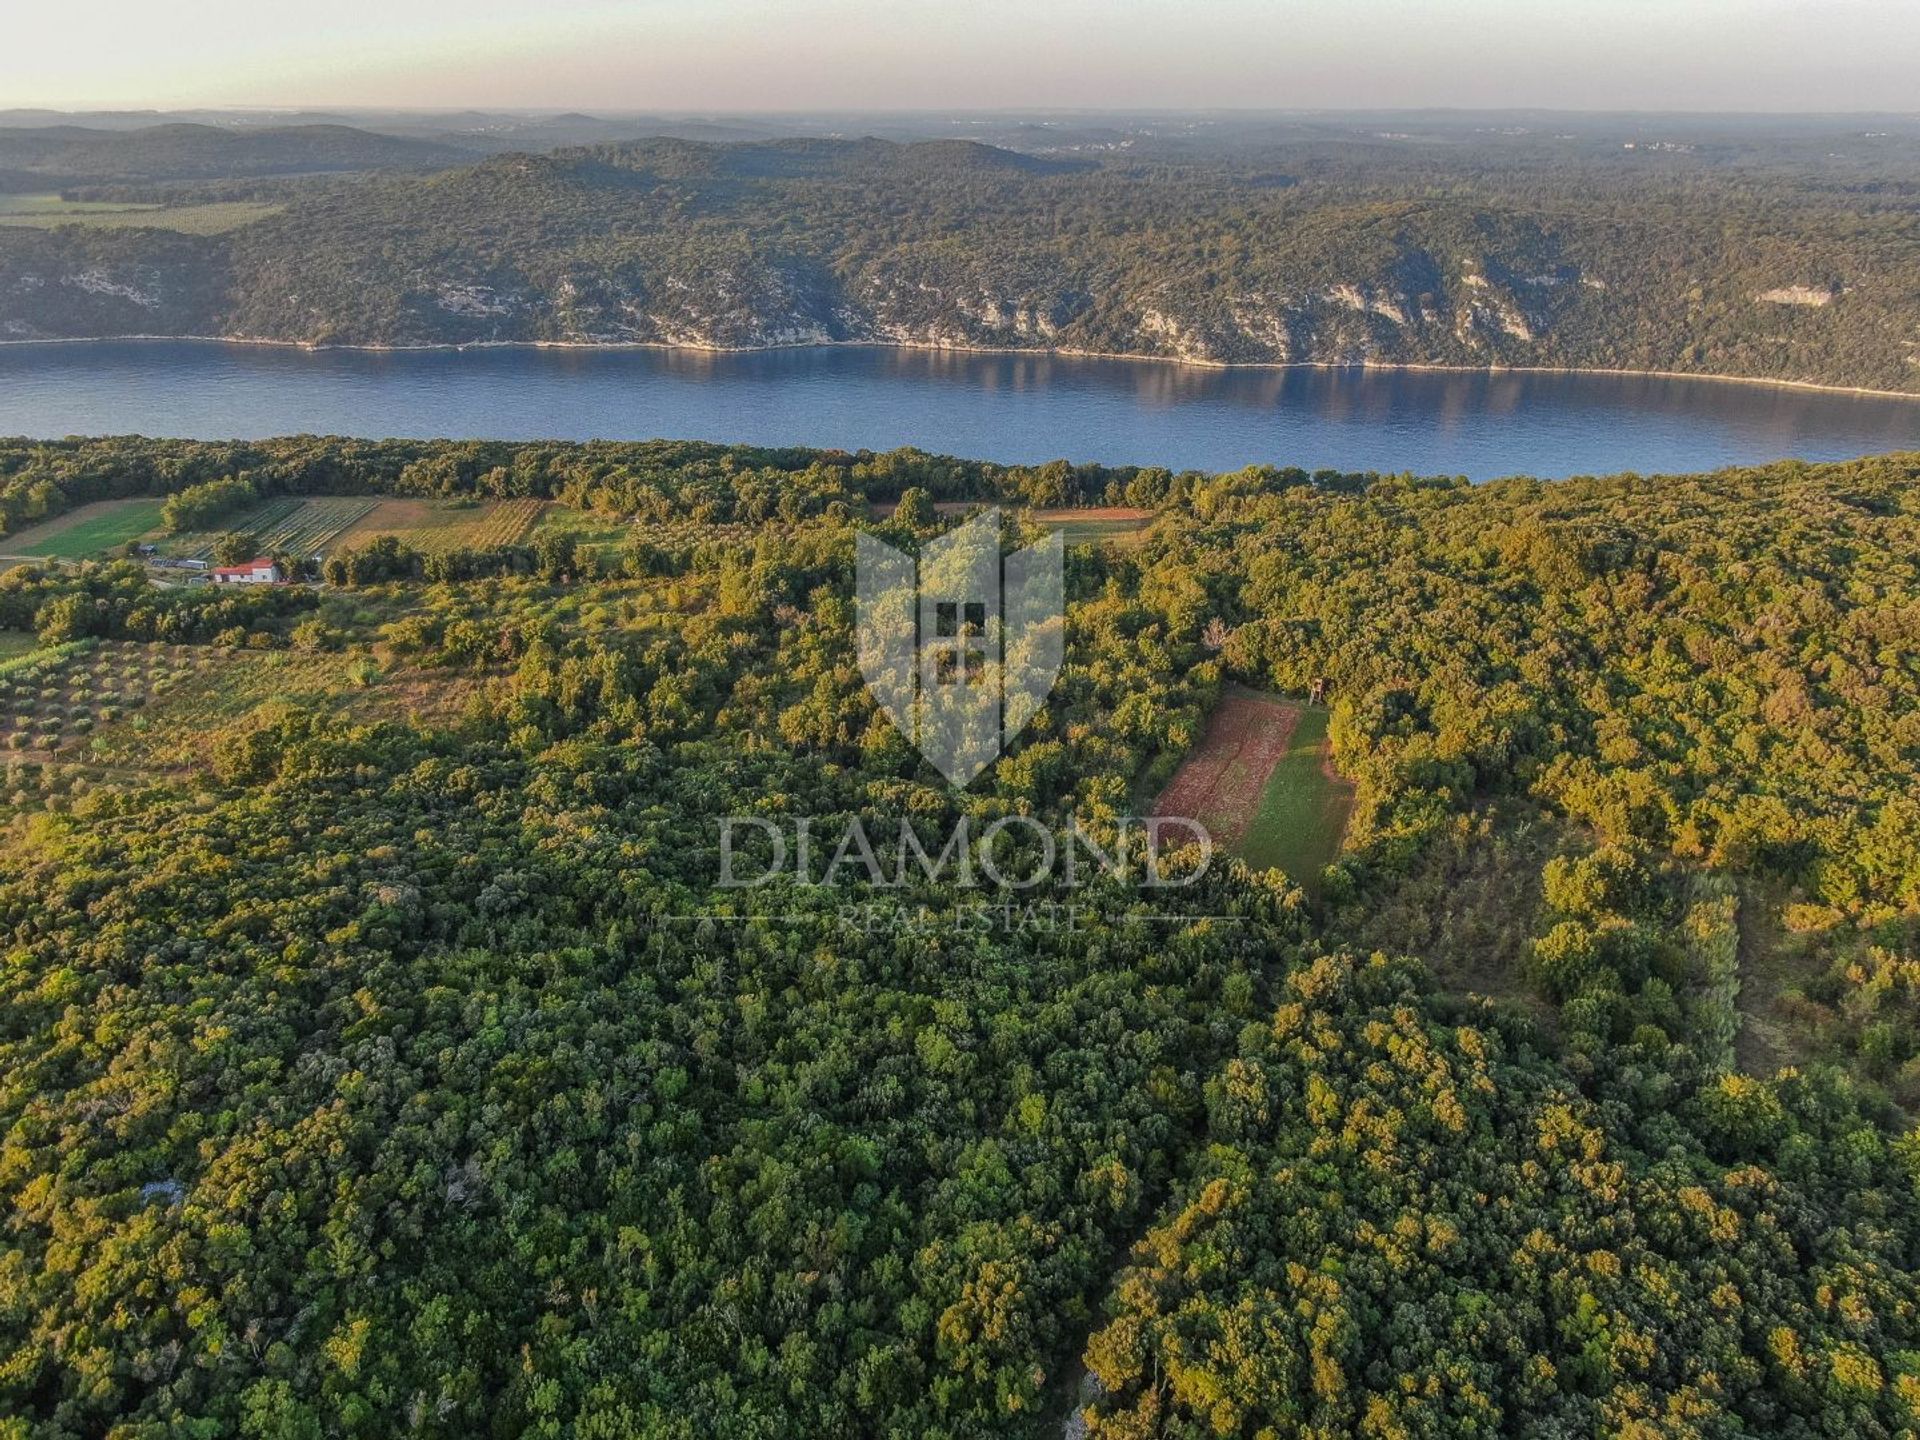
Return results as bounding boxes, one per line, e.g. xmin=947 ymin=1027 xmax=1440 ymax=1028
xmin=5 ymin=104 xmax=1920 ymax=121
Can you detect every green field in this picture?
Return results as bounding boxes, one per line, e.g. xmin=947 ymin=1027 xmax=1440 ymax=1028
xmin=8 ymin=499 xmax=166 ymax=558
xmin=1234 ymin=705 xmax=1355 ymax=888
xmin=0 ymin=193 xmax=281 ymax=234
xmin=0 ymin=193 xmax=158 ymax=217
xmin=531 ymin=505 xmax=629 ymax=550
xmin=1030 ymin=508 xmax=1153 ymax=547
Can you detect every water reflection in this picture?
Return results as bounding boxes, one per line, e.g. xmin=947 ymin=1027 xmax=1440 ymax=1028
xmin=0 ymin=340 xmax=1913 ymax=480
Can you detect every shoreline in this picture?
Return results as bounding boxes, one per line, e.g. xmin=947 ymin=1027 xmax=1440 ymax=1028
xmin=2 ymin=332 xmax=1917 ymax=402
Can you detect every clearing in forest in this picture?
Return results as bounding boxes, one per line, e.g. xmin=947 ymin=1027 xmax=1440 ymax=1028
xmin=1030 ymin=507 xmax=1153 ymax=546
xmin=3 ymin=499 xmax=167 ymax=559
xmin=0 ymin=194 xmax=281 ymax=234
xmin=1730 ymin=879 xmax=1822 ymax=1077
xmin=332 ymin=497 xmax=547 ymax=555
xmin=0 ymin=639 xmax=480 ymax=797
xmin=1154 ymin=690 xmax=1354 ymax=890
xmin=531 ymin=506 xmax=630 ymax=550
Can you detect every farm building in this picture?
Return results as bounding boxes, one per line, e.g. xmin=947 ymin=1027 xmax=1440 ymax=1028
xmin=211 ymin=557 xmax=285 ymax=585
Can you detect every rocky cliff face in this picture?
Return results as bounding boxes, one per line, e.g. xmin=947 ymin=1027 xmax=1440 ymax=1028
xmin=0 ymin=234 xmax=1582 ymax=367
xmin=1 ymin=149 xmax=1910 ymax=393
xmin=518 ymin=251 xmax=1582 ymax=367
xmin=0 ymin=228 xmax=225 ymax=340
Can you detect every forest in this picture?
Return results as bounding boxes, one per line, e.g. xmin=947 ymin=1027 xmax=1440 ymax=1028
xmin=3 ymin=121 xmax=1920 ymax=390
xmin=0 ymin=434 xmax=1917 ymax=1436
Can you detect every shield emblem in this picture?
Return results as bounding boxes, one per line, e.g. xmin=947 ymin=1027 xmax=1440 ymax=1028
xmin=856 ymin=508 xmax=1063 ymax=787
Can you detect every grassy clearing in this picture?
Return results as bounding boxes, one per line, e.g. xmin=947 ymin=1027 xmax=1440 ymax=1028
xmin=0 ymin=193 xmax=158 ymax=216
xmin=1732 ymin=880 xmax=1822 ymax=1076
xmin=1153 ymin=688 xmax=1354 ymax=893
xmin=0 ymin=194 xmax=281 ymax=234
xmin=869 ymin=500 xmax=978 ymax=519
xmin=4 ymin=499 xmax=166 ymax=559
xmin=1030 ymin=507 xmax=1153 ymax=547
xmin=334 ymin=498 xmax=546 ymax=555
xmin=87 ymin=650 xmax=361 ymax=768
xmin=341 ymin=666 xmax=484 ymax=731
xmin=532 ymin=506 xmax=630 ymax=549
xmin=631 ymin=519 xmax=757 ymax=556
xmin=95 ymin=650 xmax=479 ymax=769
xmin=1236 ymin=706 xmax=1356 ymax=886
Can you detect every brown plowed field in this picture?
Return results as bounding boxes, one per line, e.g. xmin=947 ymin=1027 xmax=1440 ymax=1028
xmin=1153 ymin=694 xmax=1301 ymax=846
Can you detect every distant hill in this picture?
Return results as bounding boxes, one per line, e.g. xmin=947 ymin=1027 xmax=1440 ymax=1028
xmin=0 ymin=122 xmax=473 ymax=185
xmin=1 ymin=131 xmax=1917 ymax=392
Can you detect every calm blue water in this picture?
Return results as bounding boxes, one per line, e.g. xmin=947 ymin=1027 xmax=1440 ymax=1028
xmin=0 ymin=341 xmax=1915 ymax=479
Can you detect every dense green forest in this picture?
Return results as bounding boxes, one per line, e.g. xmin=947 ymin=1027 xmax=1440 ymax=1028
xmin=3 ymin=122 xmax=1919 ymax=390
xmin=0 ymin=435 xmax=1918 ymax=1435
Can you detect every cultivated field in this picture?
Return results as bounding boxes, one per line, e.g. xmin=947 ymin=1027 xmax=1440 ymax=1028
xmin=236 ymin=499 xmax=374 ymax=560
xmin=1030 ymin=507 xmax=1153 ymax=546
xmin=3 ymin=499 xmax=167 ymax=559
xmin=0 ymin=637 xmax=479 ymax=800
xmin=530 ymin=506 xmax=631 ymax=550
xmin=165 ymin=496 xmax=380 ymax=561
xmin=1154 ymin=690 xmax=1354 ymax=890
xmin=243 ymin=496 xmax=379 ymax=556
xmin=0 ymin=639 xmax=219 ymax=767
xmin=333 ymin=497 xmax=547 ymax=554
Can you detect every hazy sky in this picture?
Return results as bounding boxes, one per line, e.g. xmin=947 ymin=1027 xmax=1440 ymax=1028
xmin=7 ymin=0 xmax=1918 ymax=113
